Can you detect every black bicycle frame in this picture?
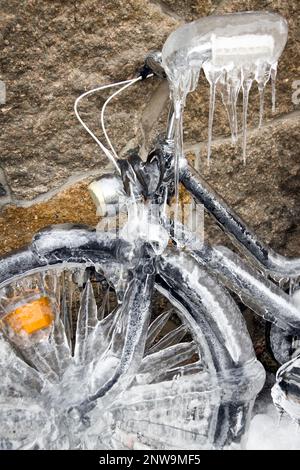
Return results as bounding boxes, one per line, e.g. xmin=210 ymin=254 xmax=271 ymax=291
xmin=180 ymin=163 xmax=300 ymax=279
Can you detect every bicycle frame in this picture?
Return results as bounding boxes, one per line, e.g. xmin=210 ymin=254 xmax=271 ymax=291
xmin=181 ymin=164 xmax=300 ymax=280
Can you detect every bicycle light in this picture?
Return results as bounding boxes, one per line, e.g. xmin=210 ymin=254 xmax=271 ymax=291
xmin=89 ymin=174 xmax=127 ymax=217
xmin=162 ymin=12 xmax=288 ymax=73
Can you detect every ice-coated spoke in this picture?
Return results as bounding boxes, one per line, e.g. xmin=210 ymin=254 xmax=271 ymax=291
xmin=145 ymin=309 xmax=173 ymax=349
xmin=147 ymin=324 xmax=187 ymax=356
xmin=140 ymin=341 xmax=197 ymax=376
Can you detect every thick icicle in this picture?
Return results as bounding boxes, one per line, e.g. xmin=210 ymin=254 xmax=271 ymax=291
xmin=168 ymin=66 xmax=202 ymax=226
xmin=136 ymin=342 xmax=198 ymax=385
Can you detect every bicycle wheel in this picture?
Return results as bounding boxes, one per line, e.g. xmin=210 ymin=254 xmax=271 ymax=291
xmin=0 ymin=224 xmax=264 ymax=450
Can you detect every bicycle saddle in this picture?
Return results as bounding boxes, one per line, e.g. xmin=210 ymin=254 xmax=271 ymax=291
xmin=162 ymin=11 xmax=288 ymax=83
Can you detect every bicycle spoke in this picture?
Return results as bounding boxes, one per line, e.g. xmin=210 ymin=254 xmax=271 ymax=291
xmin=138 ymin=341 xmax=198 ymax=383
xmin=145 ymin=309 xmax=173 ymax=349
xmin=147 ymin=324 xmax=188 ymax=355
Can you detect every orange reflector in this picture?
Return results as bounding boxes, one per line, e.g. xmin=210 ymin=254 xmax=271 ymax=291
xmin=6 ymin=297 xmax=54 ymax=334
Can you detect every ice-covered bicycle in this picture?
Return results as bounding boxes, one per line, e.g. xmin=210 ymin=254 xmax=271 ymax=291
xmin=0 ymin=11 xmax=300 ymax=450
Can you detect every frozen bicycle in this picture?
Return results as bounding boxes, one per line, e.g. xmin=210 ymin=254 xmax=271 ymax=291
xmin=0 ymin=11 xmax=299 ymax=450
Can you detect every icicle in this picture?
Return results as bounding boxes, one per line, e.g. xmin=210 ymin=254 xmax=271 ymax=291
xmin=241 ymin=68 xmax=254 ymax=164
xmin=74 ymin=279 xmax=98 ymax=365
xmin=219 ymin=68 xmax=241 ymax=146
xmin=207 ymin=80 xmax=217 ymax=159
xmin=255 ymin=62 xmax=272 ymax=128
xmin=271 ymin=62 xmax=278 ymax=114
xmin=242 ymin=84 xmax=250 ymax=165
xmin=258 ymin=83 xmax=265 ymax=128
xmin=229 ymin=82 xmax=240 ymax=143
xmin=228 ymin=68 xmax=241 ymax=144
xmin=188 ymin=67 xmax=201 ymax=94
xmin=219 ymin=71 xmax=231 ymax=132
xmin=155 ymin=361 xmax=203 ymax=383
xmin=21 ymin=343 xmax=60 ymax=383
xmin=67 ymin=271 xmax=74 ymax=339
xmin=203 ymin=63 xmax=222 ymax=163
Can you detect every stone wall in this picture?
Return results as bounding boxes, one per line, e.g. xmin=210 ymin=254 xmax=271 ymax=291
xmin=0 ymin=0 xmax=299 ymax=258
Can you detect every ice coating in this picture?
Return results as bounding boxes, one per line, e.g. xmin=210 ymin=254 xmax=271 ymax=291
xmin=0 ymin=217 xmax=299 ymax=447
xmin=0 ymin=264 xmax=263 ymax=449
xmin=162 ymin=12 xmax=288 ymax=164
xmin=0 ymin=226 xmax=265 ymax=449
